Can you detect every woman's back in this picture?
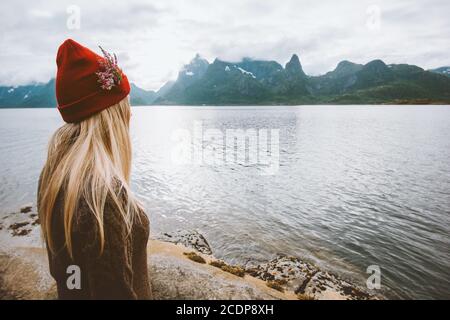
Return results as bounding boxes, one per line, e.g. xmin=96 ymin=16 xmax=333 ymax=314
xmin=44 ymin=183 xmax=151 ymax=299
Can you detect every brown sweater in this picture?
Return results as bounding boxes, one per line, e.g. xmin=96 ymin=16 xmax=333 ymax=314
xmin=40 ymin=184 xmax=151 ymax=300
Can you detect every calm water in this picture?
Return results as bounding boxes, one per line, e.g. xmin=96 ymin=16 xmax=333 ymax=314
xmin=0 ymin=106 xmax=449 ymax=299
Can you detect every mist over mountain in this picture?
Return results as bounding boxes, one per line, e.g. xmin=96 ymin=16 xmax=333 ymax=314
xmin=1 ymin=55 xmax=450 ymax=108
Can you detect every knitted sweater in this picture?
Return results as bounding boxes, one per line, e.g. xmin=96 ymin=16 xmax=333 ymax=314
xmin=39 ymin=183 xmax=151 ymax=300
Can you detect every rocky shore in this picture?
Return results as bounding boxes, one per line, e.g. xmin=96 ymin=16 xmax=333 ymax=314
xmin=0 ymin=204 xmax=378 ymax=300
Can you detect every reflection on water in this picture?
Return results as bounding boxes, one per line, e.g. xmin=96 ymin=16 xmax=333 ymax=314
xmin=1 ymin=106 xmax=450 ymax=299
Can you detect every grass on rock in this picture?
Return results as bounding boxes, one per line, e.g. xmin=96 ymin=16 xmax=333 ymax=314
xmin=209 ymin=260 xmax=245 ymax=277
xmin=183 ymin=252 xmax=206 ymax=264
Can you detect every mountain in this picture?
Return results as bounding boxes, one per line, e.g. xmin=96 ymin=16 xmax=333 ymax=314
xmin=429 ymin=66 xmax=450 ymax=77
xmin=309 ymin=61 xmax=363 ymax=95
xmin=0 ymin=80 xmax=157 ymax=108
xmin=160 ymin=58 xmax=271 ymax=104
xmin=156 ymin=80 xmax=175 ymax=98
xmin=1 ymin=58 xmax=450 ymax=108
xmin=318 ymin=63 xmax=450 ymax=104
xmin=129 ymin=83 xmax=157 ymax=105
xmin=156 ymin=54 xmax=210 ymax=103
xmin=277 ymin=54 xmax=310 ymax=99
xmin=0 ymin=79 xmax=57 ymax=108
xmin=156 ymin=54 xmax=317 ymax=104
xmin=155 ymin=55 xmax=450 ymax=105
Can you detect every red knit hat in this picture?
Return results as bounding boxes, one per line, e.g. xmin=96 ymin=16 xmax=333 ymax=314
xmin=56 ymin=39 xmax=130 ymax=123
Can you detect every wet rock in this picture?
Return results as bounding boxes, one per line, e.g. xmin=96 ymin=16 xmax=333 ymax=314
xmin=246 ymin=255 xmax=376 ymax=300
xmin=8 ymin=222 xmax=29 ymax=232
xmin=155 ymin=230 xmax=212 ymax=255
xmin=8 ymin=222 xmax=29 ymax=230
xmin=7 ymin=221 xmax=32 ymax=237
xmin=246 ymin=255 xmax=318 ymax=292
xmin=12 ymin=229 xmax=32 ymax=237
xmin=20 ymin=204 xmax=33 ymax=214
xmin=266 ymin=279 xmax=287 ymax=292
xmin=303 ymin=271 xmax=373 ymax=300
xmin=1 ymin=205 xmax=40 ymax=241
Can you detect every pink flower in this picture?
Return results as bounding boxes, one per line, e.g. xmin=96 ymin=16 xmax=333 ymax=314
xmin=95 ymin=46 xmax=123 ymax=90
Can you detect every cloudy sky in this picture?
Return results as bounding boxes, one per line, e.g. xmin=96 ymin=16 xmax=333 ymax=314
xmin=0 ymin=0 xmax=449 ymax=91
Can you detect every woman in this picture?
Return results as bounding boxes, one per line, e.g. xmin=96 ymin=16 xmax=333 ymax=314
xmin=38 ymin=39 xmax=151 ymax=299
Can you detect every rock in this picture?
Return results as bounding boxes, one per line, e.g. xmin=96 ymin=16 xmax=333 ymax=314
xmin=246 ymin=255 xmax=376 ymax=300
xmin=8 ymin=222 xmax=29 ymax=230
xmin=0 ymin=242 xmax=288 ymax=300
xmin=0 ymin=207 xmax=42 ymax=248
xmin=20 ymin=204 xmax=33 ymax=214
xmin=246 ymin=255 xmax=318 ymax=291
xmin=149 ymin=241 xmax=287 ymax=300
xmin=12 ymin=229 xmax=32 ymax=237
xmin=7 ymin=222 xmax=32 ymax=237
xmin=0 ymin=249 xmax=56 ymax=300
xmin=0 ymin=205 xmax=378 ymax=300
xmin=302 ymin=271 xmax=373 ymax=300
xmin=266 ymin=280 xmax=286 ymax=292
xmin=155 ymin=230 xmax=213 ymax=255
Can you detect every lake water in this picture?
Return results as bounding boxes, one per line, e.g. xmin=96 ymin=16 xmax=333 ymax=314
xmin=0 ymin=106 xmax=449 ymax=299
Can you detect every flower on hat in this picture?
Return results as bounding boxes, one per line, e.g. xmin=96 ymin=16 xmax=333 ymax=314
xmin=96 ymin=46 xmax=123 ymax=90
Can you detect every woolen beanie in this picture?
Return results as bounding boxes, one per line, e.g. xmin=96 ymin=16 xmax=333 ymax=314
xmin=55 ymin=39 xmax=130 ymax=123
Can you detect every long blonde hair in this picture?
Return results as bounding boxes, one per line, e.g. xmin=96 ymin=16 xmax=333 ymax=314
xmin=38 ymin=97 xmax=140 ymax=258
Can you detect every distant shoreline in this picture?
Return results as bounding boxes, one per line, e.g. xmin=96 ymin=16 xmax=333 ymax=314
xmin=1 ymin=102 xmax=450 ymax=109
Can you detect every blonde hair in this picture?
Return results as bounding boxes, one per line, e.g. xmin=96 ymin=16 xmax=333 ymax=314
xmin=38 ymin=97 xmax=140 ymax=258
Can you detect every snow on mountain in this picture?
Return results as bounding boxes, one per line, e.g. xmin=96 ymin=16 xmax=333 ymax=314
xmin=236 ymin=66 xmax=256 ymax=78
